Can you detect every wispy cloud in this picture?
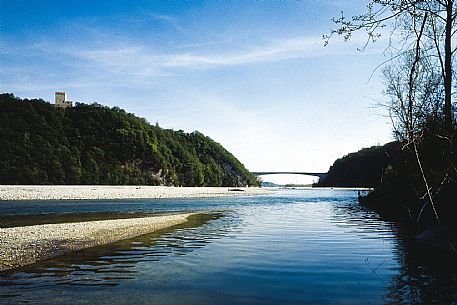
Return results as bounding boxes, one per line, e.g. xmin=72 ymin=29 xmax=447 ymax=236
xmin=2 ymin=29 xmax=384 ymax=93
xmin=49 ymin=36 xmax=324 ymax=78
xmin=162 ymin=37 xmax=321 ymax=67
xmin=147 ymin=13 xmax=188 ymax=36
xmin=54 ymin=30 xmax=383 ymax=74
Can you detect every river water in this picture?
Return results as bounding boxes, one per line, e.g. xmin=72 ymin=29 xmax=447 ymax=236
xmin=1 ymin=188 xmax=457 ymax=304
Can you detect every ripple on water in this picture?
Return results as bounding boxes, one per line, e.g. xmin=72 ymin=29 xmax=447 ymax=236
xmin=1 ymin=189 xmax=457 ymax=304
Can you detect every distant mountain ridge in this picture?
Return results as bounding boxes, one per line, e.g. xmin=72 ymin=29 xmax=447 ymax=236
xmin=0 ymin=93 xmax=259 ymax=187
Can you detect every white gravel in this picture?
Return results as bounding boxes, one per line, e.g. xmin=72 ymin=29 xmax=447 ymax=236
xmin=0 ymin=185 xmax=270 ymax=201
xmin=0 ymin=213 xmax=195 ymax=271
xmin=0 ymin=186 xmax=271 ymax=270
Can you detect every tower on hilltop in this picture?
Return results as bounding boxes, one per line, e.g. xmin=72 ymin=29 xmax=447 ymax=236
xmin=55 ymin=92 xmax=73 ymax=108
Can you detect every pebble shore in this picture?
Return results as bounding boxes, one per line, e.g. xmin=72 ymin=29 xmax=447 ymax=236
xmin=0 ymin=186 xmax=271 ymax=270
xmin=0 ymin=185 xmax=270 ymax=201
xmin=0 ymin=213 xmax=194 ymax=271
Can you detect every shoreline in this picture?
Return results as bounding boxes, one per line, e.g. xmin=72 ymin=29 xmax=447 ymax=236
xmin=277 ymin=186 xmax=374 ymax=191
xmin=0 ymin=212 xmax=197 ymax=271
xmin=0 ymin=185 xmax=271 ymax=201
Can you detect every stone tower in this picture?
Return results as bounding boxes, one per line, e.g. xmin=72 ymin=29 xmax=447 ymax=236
xmin=55 ymin=92 xmax=73 ymax=108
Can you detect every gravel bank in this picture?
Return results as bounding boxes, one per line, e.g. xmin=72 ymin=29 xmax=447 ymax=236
xmin=0 ymin=185 xmax=270 ymax=201
xmin=0 ymin=213 xmax=194 ymax=271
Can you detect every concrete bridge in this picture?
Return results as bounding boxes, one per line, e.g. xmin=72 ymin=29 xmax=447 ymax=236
xmin=251 ymin=171 xmax=328 ymax=181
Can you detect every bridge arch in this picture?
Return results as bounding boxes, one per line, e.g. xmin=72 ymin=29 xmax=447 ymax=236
xmin=251 ymin=171 xmax=328 ymax=181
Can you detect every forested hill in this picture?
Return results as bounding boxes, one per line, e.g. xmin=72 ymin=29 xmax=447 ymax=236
xmin=316 ymin=141 xmax=402 ymax=188
xmin=0 ymin=93 xmax=259 ymax=187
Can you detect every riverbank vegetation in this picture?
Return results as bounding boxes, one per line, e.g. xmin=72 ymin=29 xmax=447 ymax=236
xmin=325 ymin=1 xmax=457 ymax=234
xmin=316 ymin=141 xmax=402 ymax=188
xmin=0 ymin=93 xmax=259 ymax=187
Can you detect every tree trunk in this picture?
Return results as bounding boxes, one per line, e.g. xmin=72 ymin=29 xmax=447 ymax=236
xmin=445 ymin=0 xmax=453 ymax=131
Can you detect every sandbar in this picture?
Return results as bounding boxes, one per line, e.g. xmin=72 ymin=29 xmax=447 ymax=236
xmin=0 ymin=185 xmax=270 ymax=201
xmin=0 ymin=213 xmax=196 ymax=271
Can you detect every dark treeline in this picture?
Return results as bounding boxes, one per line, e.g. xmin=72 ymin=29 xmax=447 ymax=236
xmin=0 ymin=93 xmax=259 ymax=187
xmin=318 ymin=124 xmax=457 ymax=229
xmin=325 ymin=1 xmax=457 ymax=236
xmin=316 ymin=142 xmax=402 ymax=188
xmin=362 ymin=122 xmax=457 ymax=228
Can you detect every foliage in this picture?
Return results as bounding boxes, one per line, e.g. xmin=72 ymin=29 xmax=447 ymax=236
xmin=0 ymin=94 xmax=260 ymax=187
xmin=316 ymin=142 xmax=402 ymax=188
xmin=360 ymin=122 xmax=457 ymax=228
xmin=325 ymin=1 xmax=457 ymax=232
xmin=318 ymin=130 xmax=457 ymax=229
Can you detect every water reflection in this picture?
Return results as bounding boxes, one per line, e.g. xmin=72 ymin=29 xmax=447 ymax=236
xmin=1 ymin=190 xmax=457 ymax=304
xmin=326 ymin=189 xmax=457 ymax=304
xmin=383 ymin=226 xmax=457 ymax=304
xmin=269 ymin=189 xmax=457 ymax=304
xmin=0 ymin=213 xmax=227 ymax=301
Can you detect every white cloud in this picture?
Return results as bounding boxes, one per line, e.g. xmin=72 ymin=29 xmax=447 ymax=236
xmin=147 ymin=13 xmax=188 ymax=36
xmin=161 ymin=37 xmax=322 ymax=67
xmin=19 ymin=30 xmax=386 ymax=85
xmin=44 ymin=36 xmax=325 ymax=76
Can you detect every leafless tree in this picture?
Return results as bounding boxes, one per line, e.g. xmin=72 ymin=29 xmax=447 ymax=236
xmin=325 ymin=1 xmax=457 ymax=226
xmin=324 ymin=0 xmax=456 ymax=132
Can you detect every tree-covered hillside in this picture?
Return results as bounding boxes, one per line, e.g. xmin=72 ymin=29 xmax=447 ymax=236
xmin=316 ymin=142 xmax=402 ymax=188
xmin=325 ymin=0 xmax=457 ymax=243
xmin=318 ymin=133 xmax=457 ymax=228
xmin=0 ymin=94 xmax=259 ymax=187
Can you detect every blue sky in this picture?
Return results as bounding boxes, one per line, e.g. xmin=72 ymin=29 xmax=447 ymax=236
xmin=1 ymin=1 xmax=393 ymax=184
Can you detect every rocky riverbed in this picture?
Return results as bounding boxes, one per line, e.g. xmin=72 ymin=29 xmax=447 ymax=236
xmin=0 ymin=213 xmax=195 ymax=271
xmin=0 ymin=185 xmax=270 ymax=201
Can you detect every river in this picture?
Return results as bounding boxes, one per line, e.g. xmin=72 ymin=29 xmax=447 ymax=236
xmin=1 ymin=188 xmax=456 ymax=304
